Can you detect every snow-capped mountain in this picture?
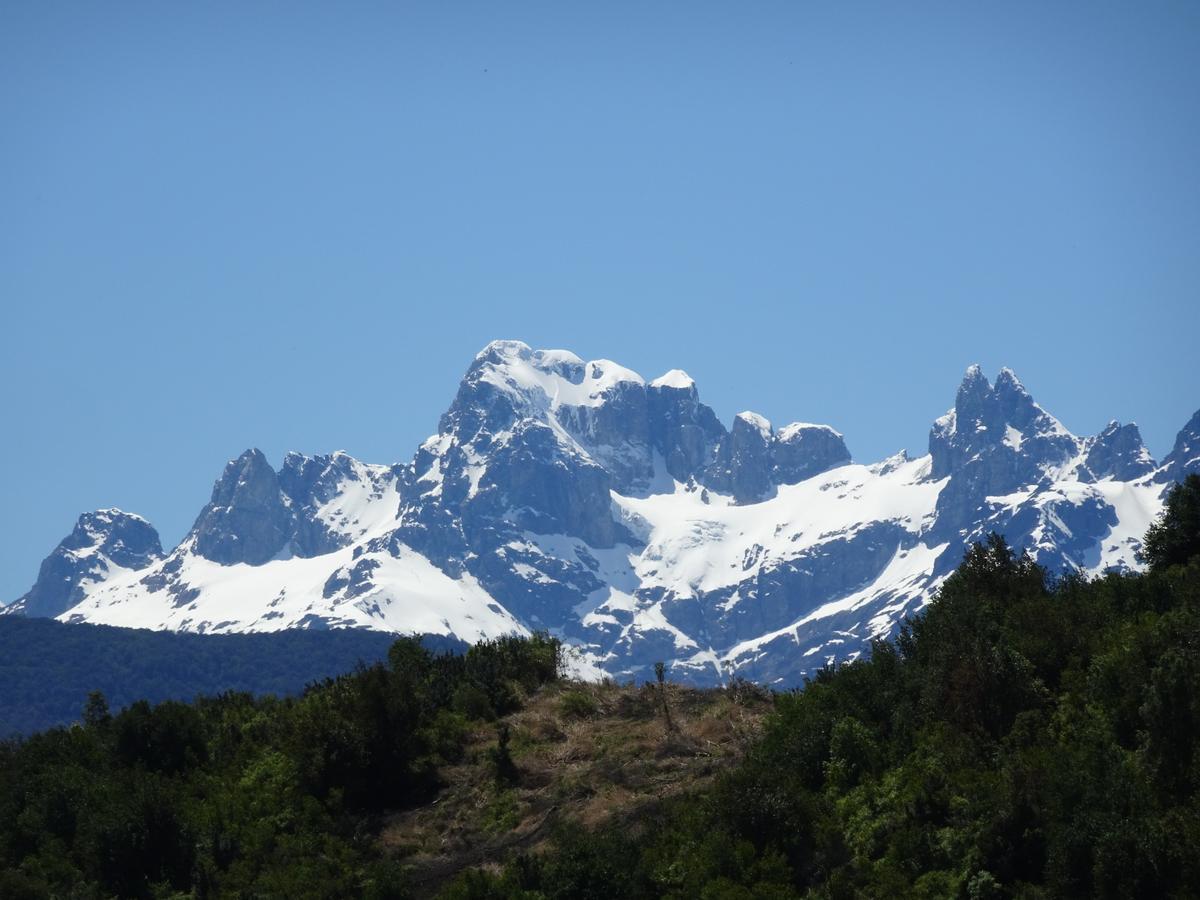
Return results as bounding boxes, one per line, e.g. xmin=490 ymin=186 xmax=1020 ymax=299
xmin=6 ymin=341 xmax=1198 ymax=685
xmin=4 ymin=510 xmax=163 ymax=619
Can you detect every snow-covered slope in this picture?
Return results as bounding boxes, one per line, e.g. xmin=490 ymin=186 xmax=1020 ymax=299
xmin=4 ymin=510 xmax=164 ymax=619
xmin=6 ymin=342 xmax=1198 ymax=686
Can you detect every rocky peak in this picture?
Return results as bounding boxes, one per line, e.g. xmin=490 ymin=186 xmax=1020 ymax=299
xmin=703 ymin=414 xmax=852 ymax=503
xmin=955 ymin=363 xmax=991 ymax=412
xmin=444 ymin=346 xmax=857 ymax=505
xmin=7 ymin=509 xmax=163 ymax=618
xmin=930 ymin=365 xmax=1079 ymax=481
xmin=647 ymin=370 xmax=725 ymax=484
xmin=279 ymin=451 xmax=377 ymax=557
xmin=705 ymin=412 xmax=775 ymax=503
xmin=191 ymin=449 xmax=292 ymax=565
xmin=1084 ymin=421 xmax=1156 ymax=481
xmin=650 ymin=369 xmax=695 ymax=391
xmin=439 ymin=342 xmax=727 ymax=496
xmin=929 ymin=367 xmax=1085 ymax=543
xmin=190 ymin=449 xmax=403 ymax=564
xmin=278 ymin=450 xmax=359 ymax=509
xmin=992 ymin=367 xmax=1041 ymax=428
xmin=1159 ymin=408 xmax=1200 ymax=483
xmin=63 ymin=510 xmax=163 ymax=566
xmin=772 ymin=423 xmax=852 ymax=484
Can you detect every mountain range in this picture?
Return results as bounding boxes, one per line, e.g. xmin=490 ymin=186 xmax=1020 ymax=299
xmin=6 ymin=340 xmax=1198 ymax=685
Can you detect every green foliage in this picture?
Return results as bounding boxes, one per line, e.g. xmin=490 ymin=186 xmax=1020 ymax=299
xmin=1144 ymin=473 xmax=1200 ymax=571
xmin=0 ymin=632 xmax=562 ymax=897
xmin=559 ymin=689 xmax=599 ymax=720
xmin=481 ymin=788 xmax=521 ymax=835
xmin=452 ymin=682 xmax=497 ymax=721
xmin=0 ymin=617 xmax=463 ymax=736
xmin=489 ymin=723 xmax=519 ymax=787
xmin=459 ymin=491 xmax=1200 ymax=898
xmin=81 ymin=690 xmax=111 ymax=729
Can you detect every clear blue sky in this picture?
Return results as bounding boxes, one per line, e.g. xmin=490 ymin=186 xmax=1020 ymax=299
xmin=2 ymin=1 xmax=1198 ymax=602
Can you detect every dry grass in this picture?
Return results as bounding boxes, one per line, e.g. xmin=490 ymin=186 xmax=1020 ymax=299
xmin=379 ymin=679 xmax=771 ymax=895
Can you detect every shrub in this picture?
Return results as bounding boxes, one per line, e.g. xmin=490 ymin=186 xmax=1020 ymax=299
xmin=559 ymin=690 xmax=599 ymax=720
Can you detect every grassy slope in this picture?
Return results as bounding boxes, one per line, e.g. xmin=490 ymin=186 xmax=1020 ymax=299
xmin=383 ymin=679 xmax=772 ymax=895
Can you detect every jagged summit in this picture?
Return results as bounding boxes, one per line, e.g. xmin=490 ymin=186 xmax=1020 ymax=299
xmin=4 ymin=509 xmax=163 ymax=619
xmin=1084 ymin=421 xmax=1156 ymax=481
xmin=995 ymin=365 xmax=1027 ymax=391
xmin=961 ymin=362 xmax=987 ymax=384
xmin=436 ymin=342 xmax=849 ymax=501
xmin=7 ymin=345 xmax=1197 ymax=687
xmin=650 ymin=369 xmax=695 ymax=390
xmin=735 ymin=410 xmax=772 ymax=437
xmin=1159 ymin=408 xmax=1200 ymax=484
xmin=187 ymin=447 xmax=403 ymax=566
xmin=930 ymin=365 xmax=1076 ymax=480
xmin=191 ymin=449 xmax=290 ymax=565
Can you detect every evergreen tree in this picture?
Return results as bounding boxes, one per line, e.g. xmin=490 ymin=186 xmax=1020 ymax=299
xmin=1143 ymin=473 xmax=1200 ymax=570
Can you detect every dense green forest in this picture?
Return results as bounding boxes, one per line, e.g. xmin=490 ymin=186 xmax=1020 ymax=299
xmin=452 ymin=475 xmax=1200 ymax=899
xmin=0 ymin=618 xmax=465 ymax=736
xmin=0 ymin=474 xmax=1197 ymax=898
xmin=0 ymin=631 xmax=562 ymax=897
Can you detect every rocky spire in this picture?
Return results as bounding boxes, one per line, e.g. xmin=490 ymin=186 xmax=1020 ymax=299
xmin=190 ymin=449 xmax=293 ymax=565
xmin=1085 ymin=421 xmax=1156 ymax=481
xmin=710 ymin=412 xmax=776 ymax=503
xmin=930 ymin=365 xmax=1078 ymax=482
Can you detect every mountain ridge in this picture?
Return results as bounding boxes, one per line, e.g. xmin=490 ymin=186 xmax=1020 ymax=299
xmin=6 ymin=341 xmax=1197 ymax=686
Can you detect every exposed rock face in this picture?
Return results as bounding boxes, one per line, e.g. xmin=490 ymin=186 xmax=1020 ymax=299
xmin=1159 ymin=409 xmax=1200 ymax=483
xmin=191 ymin=449 xmax=293 ymax=565
xmin=10 ymin=344 xmax=1196 ymax=689
xmin=188 ymin=449 xmax=404 ymax=566
xmin=705 ymin=412 xmax=775 ymax=503
xmin=1085 ymin=422 xmax=1156 ymax=482
xmin=930 ymin=367 xmax=1078 ymax=485
xmin=702 ymin=415 xmax=852 ymax=504
xmin=648 ymin=372 xmax=725 ymax=482
xmin=772 ymin=423 xmax=852 ymax=485
xmin=278 ymin=451 xmax=404 ymax=557
xmin=6 ymin=510 xmax=163 ymax=618
xmin=480 ymin=421 xmax=618 ymax=548
xmin=929 ymin=367 xmax=1079 ymax=536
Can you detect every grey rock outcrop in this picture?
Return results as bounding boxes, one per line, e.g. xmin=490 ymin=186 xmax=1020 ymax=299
xmin=930 ymin=366 xmax=1080 ymax=536
xmin=479 ymin=420 xmax=618 ymax=548
xmin=647 ymin=372 xmax=725 ymax=483
xmin=189 ymin=448 xmax=404 ymax=566
xmin=191 ymin=449 xmax=293 ymax=565
xmin=1084 ymin=421 xmax=1156 ymax=481
xmin=279 ymin=451 xmax=404 ymax=556
xmin=1159 ymin=409 xmax=1200 ymax=483
xmin=772 ymin=423 xmax=852 ymax=485
xmin=6 ymin=510 xmax=163 ymax=618
xmin=705 ymin=412 xmax=775 ymax=503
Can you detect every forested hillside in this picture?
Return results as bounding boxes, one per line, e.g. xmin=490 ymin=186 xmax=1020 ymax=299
xmin=452 ymin=475 xmax=1200 ymax=898
xmin=0 ymin=633 xmax=561 ymax=897
xmin=1 ymin=476 xmax=1197 ymax=898
xmin=0 ymin=618 xmax=465 ymax=736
